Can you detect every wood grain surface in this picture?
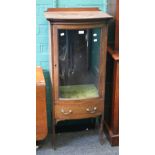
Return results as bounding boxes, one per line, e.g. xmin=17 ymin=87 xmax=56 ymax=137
xmin=36 ymin=66 xmax=48 ymax=141
xmin=44 ymin=8 xmax=112 ymax=22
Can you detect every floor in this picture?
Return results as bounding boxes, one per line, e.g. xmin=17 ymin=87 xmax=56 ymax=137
xmin=37 ymin=130 xmax=119 ymax=155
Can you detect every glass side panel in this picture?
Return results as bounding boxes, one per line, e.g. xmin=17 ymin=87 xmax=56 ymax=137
xmin=58 ymin=28 xmax=101 ymax=99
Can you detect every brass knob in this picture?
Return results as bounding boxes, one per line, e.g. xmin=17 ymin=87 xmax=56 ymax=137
xmin=61 ymin=109 xmax=72 ymax=115
xmin=86 ymin=107 xmax=97 ymax=114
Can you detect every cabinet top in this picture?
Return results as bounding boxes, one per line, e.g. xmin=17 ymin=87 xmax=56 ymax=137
xmin=44 ymin=8 xmax=112 ymax=23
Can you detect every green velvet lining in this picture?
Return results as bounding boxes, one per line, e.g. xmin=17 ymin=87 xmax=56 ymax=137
xmin=60 ymin=84 xmax=98 ymax=99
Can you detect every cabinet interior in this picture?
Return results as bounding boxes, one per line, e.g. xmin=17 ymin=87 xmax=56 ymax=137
xmin=58 ymin=28 xmax=101 ymax=99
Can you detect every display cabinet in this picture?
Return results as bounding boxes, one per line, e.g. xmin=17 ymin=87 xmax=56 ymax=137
xmin=44 ymin=8 xmax=112 ymax=149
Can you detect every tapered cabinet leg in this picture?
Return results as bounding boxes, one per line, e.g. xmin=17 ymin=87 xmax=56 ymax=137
xmin=52 ymin=119 xmax=56 ymax=150
xmin=99 ymin=114 xmax=104 ymax=145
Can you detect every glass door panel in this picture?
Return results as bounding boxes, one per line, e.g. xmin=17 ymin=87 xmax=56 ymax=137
xmin=58 ymin=28 xmax=101 ymax=100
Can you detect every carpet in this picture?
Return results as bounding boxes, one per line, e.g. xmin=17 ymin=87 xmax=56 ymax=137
xmin=37 ymin=130 xmax=119 ymax=155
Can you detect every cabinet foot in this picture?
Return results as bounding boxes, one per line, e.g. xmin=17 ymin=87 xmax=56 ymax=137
xmin=99 ymin=114 xmax=104 ymax=145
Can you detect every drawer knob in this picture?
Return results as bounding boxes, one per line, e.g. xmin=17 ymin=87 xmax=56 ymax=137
xmin=61 ymin=109 xmax=72 ymax=115
xmin=86 ymin=107 xmax=97 ymax=114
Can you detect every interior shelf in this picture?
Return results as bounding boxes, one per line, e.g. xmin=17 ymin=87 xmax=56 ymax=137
xmin=60 ymin=84 xmax=99 ymax=99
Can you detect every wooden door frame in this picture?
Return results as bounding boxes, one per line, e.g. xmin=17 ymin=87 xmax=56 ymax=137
xmin=51 ymin=22 xmax=108 ymax=103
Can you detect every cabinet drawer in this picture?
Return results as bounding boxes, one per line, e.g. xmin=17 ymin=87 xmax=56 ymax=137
xmin=55 ymin=102 xmax=103 ymax=121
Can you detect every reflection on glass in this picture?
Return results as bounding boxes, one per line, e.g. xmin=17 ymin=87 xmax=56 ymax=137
xmin=58 ymin=28 xmax=101 ymax=99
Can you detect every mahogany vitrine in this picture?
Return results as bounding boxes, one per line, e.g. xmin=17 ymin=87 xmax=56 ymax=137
xmin=44 ymin=8 xmax=112 ymax=149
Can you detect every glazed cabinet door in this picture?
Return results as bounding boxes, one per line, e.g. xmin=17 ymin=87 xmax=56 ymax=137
xmin=52 ymin=24 xmax=107 ymax=102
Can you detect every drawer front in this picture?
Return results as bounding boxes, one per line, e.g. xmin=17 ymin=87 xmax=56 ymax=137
xmin=55 ymin=101 xmax=103 ymax=121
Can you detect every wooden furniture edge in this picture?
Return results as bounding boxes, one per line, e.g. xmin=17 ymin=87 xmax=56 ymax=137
xmin=107 ymin=46 xmax=119 ymax=61
xmin=105 ymin=47 xmax=119 ymax=146
xmin=104 ymin=121 xmax=119 ymax=146
xmin=36 ymin=66 xmax=46 ymax=85
xmin=36 ymin=66 xmax=48 ymax=141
